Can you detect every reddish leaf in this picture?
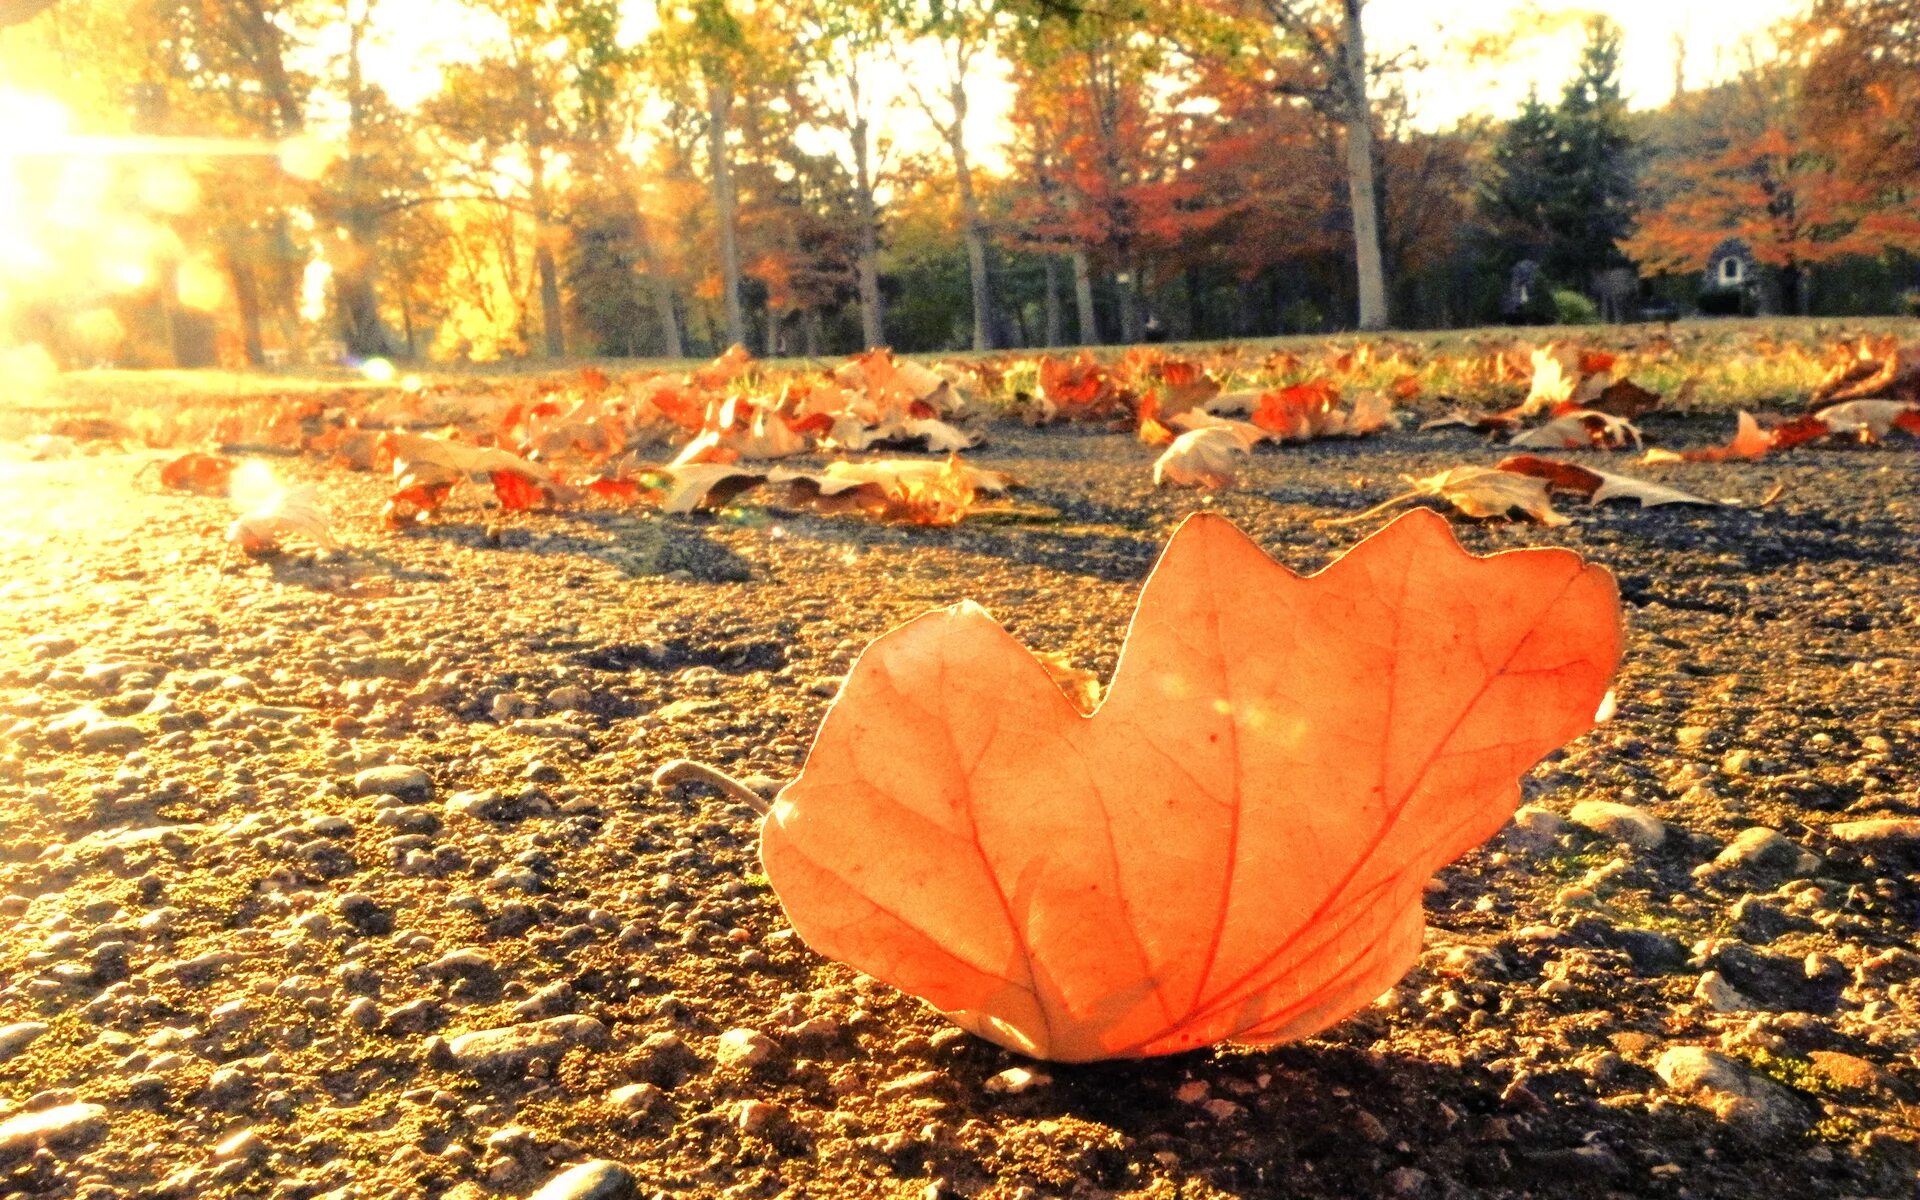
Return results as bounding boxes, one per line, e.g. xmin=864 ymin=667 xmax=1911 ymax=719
xmin=490 ymin=468 xmax=550 ymax=512
xmin=762 ymin=510 xmax=1621 ymax=1060
xmin=156 ymin=452 xmax=235 ymax=495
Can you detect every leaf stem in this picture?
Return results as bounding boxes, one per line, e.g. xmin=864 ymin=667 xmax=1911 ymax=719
xmin=651 ymin=758 xmax=771 ymax=815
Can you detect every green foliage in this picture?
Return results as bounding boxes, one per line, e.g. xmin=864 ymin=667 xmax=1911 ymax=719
xmin=1552 ymin=289 xmax=1598 ymax=324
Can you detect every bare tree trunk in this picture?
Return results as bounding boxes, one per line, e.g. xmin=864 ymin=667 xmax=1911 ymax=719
xmin=1071 ymin=249 xmax=1098 ymax=345
xmin=225 ymin=238 xmax=266 ymax=367
xmin=1341 ymin=0 xmax=1388 ymax=331
xmin=707 ymin=81 xmax=747 ymax=348
xmin=625 ymin=211 xmax=683 ymax=358
xmin=1116 ymin=250 xmax=1142 ymax=344
xmin=527 ymin=144 xmax=565 ymax=358
xmin=851 ymin=111 xmax=885 ymax=349
xmin=945 ymin=80 xmax=993 ymax=352
xmin=1043 ymin=255 xmax=1064 ymax=347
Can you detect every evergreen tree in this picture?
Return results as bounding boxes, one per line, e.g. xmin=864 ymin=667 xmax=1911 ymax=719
xmin=1478 ymin=18 xmax=1637 ymax=290
xmin=1550 ymin=18 xmax=1636 ymax=279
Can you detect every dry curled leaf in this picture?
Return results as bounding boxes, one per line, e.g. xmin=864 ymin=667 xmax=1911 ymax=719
xmin=1332 ymin=467 xmax=1569 ymax=527
xmin=1643 ymin=411 xmax=1772 ymax=464
xmin=153 ymin=452 xmax=236 ymax=495
xmin=227 ymin=485 xmax=337 ymax=555
xmin=761 ymin=510 xmax=1622 ymax=1060
xmin=1153 ymin=427 xmax=1250 ymax=489
xmin=1494 ymin=454 xmax=1721 ymax=508
xmin=1507 ymin=410 xmax=1641 ymax=451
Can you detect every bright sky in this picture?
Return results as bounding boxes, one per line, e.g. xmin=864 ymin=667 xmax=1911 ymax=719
xmin=1370 ymin=0 xmax=1804 ymax=128
xmin=354 ymin=0 xmax=1806 ymax=159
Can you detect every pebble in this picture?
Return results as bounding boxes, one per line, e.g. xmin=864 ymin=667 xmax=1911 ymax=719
xmin=1827 ymin=818 xmax=1920 ymax=854
xmin=606 ymin=1083 xmax=662 ymax=1113
xmin=714 ymin=1027 xmax=775 ymax=1069
xmin=1567 ymin=800 xmax=1666 ymax=849
xmin=1693 ymin=971 xmax=1756 ymax=1012
xmin=1655 ymin=1046 xmax=1804 ymax=1132
xmin=0 ymin=1021 xmax=48 ymax=1063
xmin=0 ymin=1102 xmax=108 ymax=1159
xmin=445 ymin=1016 xmax=607 ymax=1076
xmin=1697 ymin=827 xmax=1819 ymax=884
xmin=528 ymin=1160 xmax=638 ymax=1200
xmin=352 ymin=765 xmax=433 ymax=802
xmin=447 ymin=789 xmax=508 ymax=820
xmin=984 ymin=1067 xmax=1049 ymax=1095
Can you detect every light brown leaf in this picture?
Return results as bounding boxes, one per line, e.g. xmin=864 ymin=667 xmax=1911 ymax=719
xmin=1153 ymin=427 xmax=1250 ymax=489
xmin=761 ymin=510 xmax=1622 ymax=1060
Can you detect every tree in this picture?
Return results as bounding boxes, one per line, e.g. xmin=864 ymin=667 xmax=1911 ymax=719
xmin=1479 ymin=18 xmax=1636 ymax=292
xmin=790 ymin=0 xmax=895 ymax=348
xmin=1622 ymin=60 xmax=1877 ymax=314
xmin=1245 ymin=0 xmax=1389 ymax=330
xmin=1550 ymin=18 xmax=1636 ymax=280
xmin=899 ymin=0 xmax=1000 ymax=350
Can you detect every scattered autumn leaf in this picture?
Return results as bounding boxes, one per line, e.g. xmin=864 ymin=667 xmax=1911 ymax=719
xmin=227 ymin=485 xmax=338 ymax=555
xmin=1333 ymin=467 xmax=1570 ymax=526
xmin=1153 ymin=427 xmax=1250 ymax=489
xmin=761 ymin=509 xmax=1622 ymax=1060
xmin=1643 ymin=412 xmax=1773 ymax=464
xmin=153 ymin=452 xmax=236 ymax=495
xmin=1507 ymin=409 xmax=1642 ymax=451
xmin=1494 ymin=454 xmax=1721 ymax=508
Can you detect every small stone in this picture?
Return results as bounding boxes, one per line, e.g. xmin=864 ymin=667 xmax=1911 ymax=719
xmin=445 ymin=1016 xmax=607 ymax=1076
xmin=213 ymin=1129 xmax=265 ymax=1161
xmin=1174 ymin=1080 xmax=1210 ymax=1104
xmin=1655 ymin=1046 xmax=1804 ymax=1132
xmin=447 ymin=789 xmax=508 ymax=820
xmin=1697 ymin=827 xmax=1820 ymax=884
xmin=0 ymin=1102 xmax=108 ymax=1159
xmin=984 ymin=1067 xmax=1049 ymax=1095
xmin=735 ymin=1099 xmax=783 ymax=1134
xmin=1386 ymin=1167 xmax=1430 ymax=1197
xmin=0 ymin=1021 xmax=49 ymax=1063
xmin=606 ymin=1083 xmax=662 ymax=1113
xmin=714 ymin=1027 xmax=775 ymax=1069
xmin=528 ymin=1160 xmax=638 ymax=1200
xmin=1568 ymin=800 xmax=1665 ymax=849
xmin=629 ymin=1032 xmax=698 ymax=1085
xmin=1828 ymin=818 xmax=1920 ymax=856
xmin=80 ymin=718 xmax=145 ymax=752
xmin=546 ymin=686 xmax=591 ymax=712
xmin=1693 ymin=971 xmax=1755 ymax=1012
xmin=353 ymin=765 xmax=432 ymax=802
xmin=344 ymin=998 xmax=381 ymax=1030
xmin=1805 ymin=1050 xmax=1887 ymax=1095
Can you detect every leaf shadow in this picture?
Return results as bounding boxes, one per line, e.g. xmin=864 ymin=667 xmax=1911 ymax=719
xmin=395 ymin=513 xmax=755 ymax=583
xmin=935 ymin=1037 xmax=1895 ymax=1199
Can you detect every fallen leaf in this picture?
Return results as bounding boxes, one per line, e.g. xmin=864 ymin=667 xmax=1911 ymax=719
xmin=1810 ymin=337 xmax=1919 ymax=407
xmin=1507 ymin=410 xmax=1641 ymax=451
xmin=227 ymin=485 xmax=338 ymax=555
xmin=1154 ymin=427 xmax=1250 ymax=489
xmin=154 ymin=452 xmax=236 ymax=495
xmin=1165 ymin=409 xmax=1267 ymax=447
xmin=761 ymin=509 xmax=1622 ymax=1060
xmin=1814 ymin=399 xmax=1920 ymax=442
xmin=1494 ymin=454 xmax=1721 ymax=508
xmin=1332 ymin=468 xmax=1570 ymax=527
xmin=1588 ymin=378 xmax=1662 ymax=418
xmin=1643 ymin=411 xmax=1772 ymax=464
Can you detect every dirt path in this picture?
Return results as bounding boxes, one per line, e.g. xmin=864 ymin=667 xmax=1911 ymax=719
xmin=0 ymin=419 xmax=1915 ymax=1199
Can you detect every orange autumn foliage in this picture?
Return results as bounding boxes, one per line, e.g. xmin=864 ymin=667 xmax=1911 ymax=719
xmin=762 ymin=510 xmax=1622 ymax=1061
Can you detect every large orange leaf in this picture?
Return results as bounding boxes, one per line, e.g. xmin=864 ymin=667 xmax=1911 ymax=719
xmin=762 ymin=510 xmax=1621 ymax=1061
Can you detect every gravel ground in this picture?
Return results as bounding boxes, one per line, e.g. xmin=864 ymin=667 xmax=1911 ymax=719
xmin=0 ymin=410 xmax=1916 ymax=1200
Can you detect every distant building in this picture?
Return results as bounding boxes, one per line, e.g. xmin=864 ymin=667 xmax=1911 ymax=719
xmin=1703 ymin=238 xmax=1758 ymax=291
xmin=1699 ymin=238 xmax=1765 ymax=315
